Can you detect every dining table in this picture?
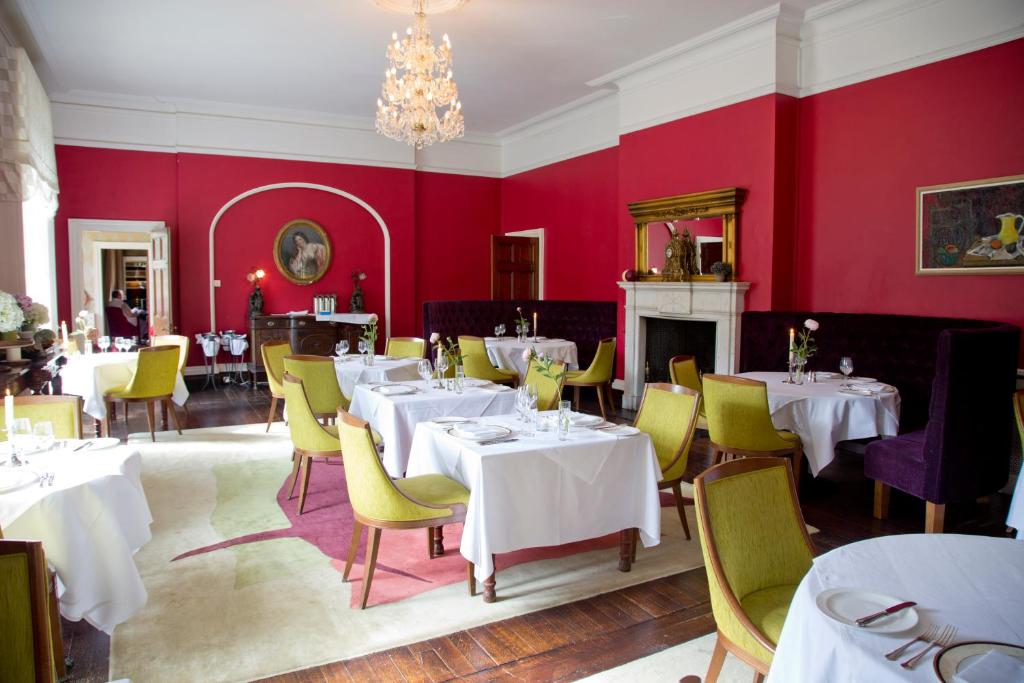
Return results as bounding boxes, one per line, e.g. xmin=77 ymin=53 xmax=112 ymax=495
xmin=738 ymin=371 xmax=901 ymax=476
xmin=60 ymin=351 xmax=190 ymax=421
xmin=0 ymin=441 xmax=153 ymax=634
xmin=348 ymin=379 xmax=518 ymax=476
xmin=333 ymin=354 xmax=422 ymax=397
xmin=406 ymin=413 xmax=663 ymax=601
xmin=484 ymin=337 xmax=579 ymax=380
xmin=767 ymin=534 xmax=1024 ymax=682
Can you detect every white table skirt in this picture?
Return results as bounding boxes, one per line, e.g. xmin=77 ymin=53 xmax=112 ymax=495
xmin=406 ymin=414 xmax=663 ymax=581
xmin=768 ymin=534 xmax=1024 ymax=682
xmin=349 ymin=381 xmax=518 ymax=476
xmin=1008 ymin=471 xmax=1024 ymax=539
xmin=333 ymin=355 xmax=422 ymax=397
xmin=61 ymin=352 xmax=190 ymax=420
xmin=485 ymin=337 xmax=579 ymax=380
xmin=739 ymin=372 xmax=900 ymax=476
xmin=0 ymin=445 xmax=153 ymax=634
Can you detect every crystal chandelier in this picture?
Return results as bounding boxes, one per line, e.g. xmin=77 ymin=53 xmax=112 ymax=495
xmin=375 ymin=0 xmax=464 ymax=148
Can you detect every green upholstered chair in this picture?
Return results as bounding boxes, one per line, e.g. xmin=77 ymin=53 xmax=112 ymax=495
xmin=261 ymin=340 xmax=292 ymax=432
xmin=336 ymin=409 xmax=474 ymax=609
xmin=0 ymin=539 xmax=60 ymax=682
xmin=669 ymin=354 xmax=709 ymax=431
xmin=564 ymin=337 xmax=616 ymax=419
xmin=702 ymin=374 xmax=804 ymax=487
xmin=694 ymin=457 xmax=814 ymax=683
xmin=283 ymin=354 xmax=350 ymax=419
xmin=104 ymin=345 xmax=182 ymax=441
xmin=385 ymin=337 xmax=426 ymax=359
xmin=282 ymin=372 xmax=345 ymax=515
xmin=0 ymin=396 xmax=83 ymax=441
xmin=457 ymin=336 xmax=518 ymax=386
xmin=633 ymin=383 xmax=701 ymax=540
xmin=525 ymin=358 xmax=566 ymax=411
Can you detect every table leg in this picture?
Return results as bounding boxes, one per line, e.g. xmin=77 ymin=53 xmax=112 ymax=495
xmin=433 ymin=526 xmax=445 ymax=557
xmin=618 ymin=529 xmax=633 ymax=572
xmin=483 ymin=554 xmax=497 ymax=603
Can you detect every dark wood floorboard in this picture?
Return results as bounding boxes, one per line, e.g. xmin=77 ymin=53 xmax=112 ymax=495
xmin=59 ymin=376 xmax=1016 ymax=682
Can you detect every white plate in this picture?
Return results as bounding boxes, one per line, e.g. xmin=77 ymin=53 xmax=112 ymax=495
xmin=462 ymin=378 xmax=488 ymax=388
xmin=371 ymin=384 xmax=418 ymax=396
xmin=72 ymin=437 xmax=121 ymax=451
xmin=569 ymin=413 xmax=603 ymax=427
xmin=432 ymin=416 xmax=472 ymax=424
xmin=816 ymin=371 xmax=841 ymax=379
xmin=848 ymin=376 xmax=876 ymax=383
xmin=935 ymin=641 xmax=1024 ymax=682
xmin=0 ymin=468 xmax=39 ymax=493
xmin=839 ymin=388 xmax=876 ymax=397
xmin=606 ymin=425 xmax=641 ymax=436
xmin=814 ymin=588 xmax=918 ymax=633
xmin=450 ymin=425 xmax=512 ymax=442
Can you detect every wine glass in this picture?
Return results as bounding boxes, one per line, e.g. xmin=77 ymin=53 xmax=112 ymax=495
xmin=335 ymin=340 xmax=349 ymax=357
xmin=98 ymin=336 xmax=111 ymax=353
xmin=112 ymin=336 xmax=122 ymax=352
xmin=417 ymin=359 xmax=433 ymax=387
xmin=33 ymin=422 xmax=54 ymax=452
xmin=358 ymin=339 xmax=367 ymax=356
xmin=498 ymin=323 xmax=506 ymax=337
xmin=839 ymin=356 xmax=854 ymax=379
xmin=436 ymin=353 xmax=450 ymax=388
xmin=8 ymin=417 xmax=32 ymax=464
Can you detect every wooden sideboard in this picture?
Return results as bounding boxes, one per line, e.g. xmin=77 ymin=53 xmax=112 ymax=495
xmin=248 ymin=315 xmax=363 ymax=382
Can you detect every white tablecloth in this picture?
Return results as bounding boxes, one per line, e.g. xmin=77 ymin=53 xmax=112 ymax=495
xmin=61 ymin=352 xmax=190 ymax=420
xmin=349 ymin=381 xmax=518 ymax=476
xmin=0 ymin=444 xmax=152 ymax=633
xmin=739 ymin=372 xmax=900 ymax=476
xmin=768 ymin=534 xmax=1024 ymax=682
xmin=1008 ymin=472 xmax=1024 ymax=539
xmin=485 ymin=337 xmax=579 ymax=380
xmin=333 ymin=355 xmax=422 ymax=398
xmin=406 ymin=414 xmax=663 ymax=581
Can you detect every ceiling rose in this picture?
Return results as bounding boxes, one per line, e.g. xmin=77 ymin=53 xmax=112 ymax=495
xmin=373 ymin=0 xmax=469 ymax=15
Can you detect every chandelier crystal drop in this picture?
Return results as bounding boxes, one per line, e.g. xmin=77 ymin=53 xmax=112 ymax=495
xmin=375 ymin=0 xmax=464 ymax=148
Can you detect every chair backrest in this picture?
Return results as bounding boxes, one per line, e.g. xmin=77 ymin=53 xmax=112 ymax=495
xmin=577 ymin=337 xmax=616 ymax=383
xmin=632 ymin=383 xmax=700 ymax=482
xmin=694 ymin=457 xmax=814 ymax=668
xmin=261 ymin=340 xmax=292 ymax=397
xmin=0 ymin=539 xmax=57 ymax=682
xmin=1015 ymin=389 xmax=1024 ymax=451
xmin=336 ymin=410 xmax=459 ymax=522
xmin=525 ymin=359 xmax=566 ymax=411
xmin=105 ymin=306 xmax=137 ymax=337
xmin=668 ymin=355 xmax=702 ymax=393
xmin=151 ymin=334 xmax=190 ymax=374
xmin=703 ymin=374 xmax=792 ymax=452
xmin=385 ymin=337 xmax=426 ymax=359
xmin=121 ymin=346 xmax=179 ymax=398
xmin=457 ymin=336 xmax=503 ymax=380
xmin=281 ymin=373 xmax=341 ymax=453
xmin=0 ymin=396 xmax=83 ymax=441
xmin=283 ymin=355 xmax=346 ymax=415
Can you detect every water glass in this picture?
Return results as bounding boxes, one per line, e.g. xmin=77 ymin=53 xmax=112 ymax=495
xmin=557 ymin=399 xmax=571 ymax=441
xmin=417 ymin=359 xmax=433 ymax=386
xmin=436 ymin=354 xmax=450 ymax=387
xmin=494 ymin=325 xmax=502 ymax=337
xmin=455 ymin=366 xmax=465 ymax=394
xmin=335 ymin=340 xmax=349 ymax=357
xmin=839 ymin=356 xmax=854 ymax=379
xmin=33 ymin=422 xmax=54 ymax=451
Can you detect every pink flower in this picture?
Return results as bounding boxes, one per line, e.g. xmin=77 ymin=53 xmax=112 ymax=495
xmin=521 ymin=348 xmax=532 ymax=362
xmin=359 ymin=272 xmax=367 ymax=281
xmin=429 ymin=332 xmax=440 ymax=344
xmin=804 ymin=319 xmax=819 ymax=331
xmin=367 ymin=313 xmax=379 ymax=324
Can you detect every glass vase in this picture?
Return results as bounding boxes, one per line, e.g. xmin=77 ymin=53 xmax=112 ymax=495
xmin=365 ymin=351 xmax=375 ymax=367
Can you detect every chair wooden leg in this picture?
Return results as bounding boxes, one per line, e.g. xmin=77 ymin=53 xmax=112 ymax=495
xmin=48 ymin=572 xmax=66 ymax=679
xmin=160 ymin=400 xmax=168 ymax=430
xmin=144 ymin=401 xmax=156 ymax=442
xmin=166 ymin=398 xmax=183 ymax=435
xmin=925 ymin=502 xmax=945 ymax=533
xmin=630 ymin=528 xmax=638 ymax=563
xmin=595 ymin=384 xmax=607 ymax=420
xmin=287 ymin=451 xmax=302 ymax=499
xmin=427 ymin=527 xmax=435 ymax=559
xmin=790 ymin=448 xmax=803 ymax=492
xmin=605 ymin=383 xmax=616 ymax=414
xmin=359 ymin=527 xmax=382 ymax=609
xmin=265 ymin=396 xmax=278 ymax=432
xmin=343 ymin=521 xmax=363 ymax=582
xmin=705 ymin=633 xmax=727 ymax=683
xmin=573 ymin=385 xmax=581 ymax=412
xmin=671 ymin=481 xmax=692 ymax=540
xmin=103 ymin=402 xmax=112 ymax=438
xmin=753 ymin=673 xmax=766 ymax=683
xmin=297 ymin=456 xmax=313 ymax=514
xmin=467 ymin=561 xmax=476 ymax=596
xmin=433 ymin=525 xmax=445 ymax=557
xmin=873 ymin=481 xmax=891 ymax=519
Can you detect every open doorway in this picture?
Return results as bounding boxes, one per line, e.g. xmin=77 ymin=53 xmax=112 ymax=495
xmin=100 ymin=247 xmax=149 ymax=341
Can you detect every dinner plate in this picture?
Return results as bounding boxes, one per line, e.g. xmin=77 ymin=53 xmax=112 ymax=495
xmin=0 ymin=468 xmax=39 ymax=493
xmin=371 ymin=384 xmax=418 ymax=396
xmin=605 ymin=425 xmax=640 ymax=436
xmin=431 ymin=416 xmax=472 ymax=424
xmin=934 ymin=641 xmax=1024 ymax=682
xmin=462 ymin=378 xmax=488 ymax=388
xmin=848 ymin=376 xmax=876 ymax=383
xmin=569 ymin=413 xmax=603 ymax=427
xmin=839 ymin=387 xmax=876 ymax=397
xmin=450 ymin=425 xmax=512 ymax=442
xmin=814 ymin=588 xmax=918 ymax=633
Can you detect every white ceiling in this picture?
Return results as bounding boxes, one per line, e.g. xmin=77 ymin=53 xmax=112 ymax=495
xmin=9 ymin=0 xmax=827 ymax=134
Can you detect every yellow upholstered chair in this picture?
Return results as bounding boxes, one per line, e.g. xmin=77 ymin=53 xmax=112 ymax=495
xmin=151 ymin=334 xmax=190 ymax=376
xmin=525 ymin=358 xmax=566 ymax=411
xmin=0 ymin=395 xmax=83 ymax=441
xmin=282 ymin=373 xmax=344 ymax=515
xmin=669 ymin=354 xmax=709 ymax=431
xmin=633 ymin=383 xmax=702 ymax=541
xmin=702 ymin=374 xmax=804 ymax=487
xmin=1015 ymin=389 xmax=1023 ymax=452
xmin=694 ymin=457 xmax=814 ymax=682
xmin=0 ymin=539 xmax=61 ymax=682
xmin=385 ymin=337 xmax=426 ymax=359
xmin=457 ymin=336 xmax=518 ymax=386
xmin=336 ymin=410 xmax=474 ymax=609
xmin=104 ymin=345 xmax=182 ymax=441
xmin=261 ymin=340 xmax=291 ymax=431
xmin=564 ymin=337 xmax=616 ymax=419
xmin=283 ymin=354 xmax=349 ymax=419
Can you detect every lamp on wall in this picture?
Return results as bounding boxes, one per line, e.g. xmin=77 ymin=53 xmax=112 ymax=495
xmin=247 ymin=267 xmax=266 ymax=319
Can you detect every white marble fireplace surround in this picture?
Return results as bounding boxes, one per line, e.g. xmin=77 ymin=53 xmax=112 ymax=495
xmin=618 ymin=281 xmax=751 ymax=410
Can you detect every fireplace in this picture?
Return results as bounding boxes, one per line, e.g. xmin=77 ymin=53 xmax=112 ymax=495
xmin=618 ymin=280 xmax=751 ymax=410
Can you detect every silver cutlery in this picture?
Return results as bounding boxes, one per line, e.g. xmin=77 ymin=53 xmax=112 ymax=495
xmin=885 ymin=625 xmax=936 ymax=660
xmin=73 ymin=440 xmax=93 ymax=452
xmin=900 ymin=624 xmax=956 ymax=669
xmin=857 ymin=600 xmax=916 ymax=627
xmin=479 ymin=437 xmax=518 ymax=446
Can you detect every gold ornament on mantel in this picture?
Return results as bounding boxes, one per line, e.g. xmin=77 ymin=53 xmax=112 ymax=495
xmin=662 ymin=224 xmax=699 ymax=281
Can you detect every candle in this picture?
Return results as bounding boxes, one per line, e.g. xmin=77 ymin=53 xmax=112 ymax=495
xmin=789 ymin=327 xmax=796 ymax=364
xmin=61 ymin=320 xmax=69 ymax=345
xmin=533 ymin=312 xmax=538 ymax=338
xmin=4 ymin=389 xmax=13 ymax=430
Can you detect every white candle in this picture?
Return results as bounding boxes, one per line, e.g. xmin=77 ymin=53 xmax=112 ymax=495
xmin=533 ymin=312 xmax=538 ymax=337
xmin=61 ymin=320 xmax=69 ymax=345
xmin=789 ymin=327 xmax=796 ymax=363
xmin=4 ymin=389 xmax=13 ymax=430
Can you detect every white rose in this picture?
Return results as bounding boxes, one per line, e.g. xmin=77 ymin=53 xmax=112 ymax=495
xmin=804 ymin=319 xmax=819 ymax=331
xmin=521 ymin=348 xmax=532 ymax=362
xmin=367 ymin=313 xmax=379 ymax=324
xmin=429 ymin=332 xmax=440 ymax=344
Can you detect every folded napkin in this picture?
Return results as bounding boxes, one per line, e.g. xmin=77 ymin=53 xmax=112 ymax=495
xmin=568 ymin=412 xmax=603 ymax=427
xmin=849 ymin=382 xmax=895 ymax=393
xmin=450 ymin=424 xmax=509 ymax=441
xmin=954 ymin=650 xmax=1024 ymax=683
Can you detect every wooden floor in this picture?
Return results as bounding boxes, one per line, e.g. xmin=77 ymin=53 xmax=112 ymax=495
xmin=59 ymin=377 xmax=1016 ymax=683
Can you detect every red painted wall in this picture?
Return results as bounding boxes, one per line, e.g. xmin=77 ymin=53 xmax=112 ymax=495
xmin=796 ymin=39 xmax=1024 ymax=352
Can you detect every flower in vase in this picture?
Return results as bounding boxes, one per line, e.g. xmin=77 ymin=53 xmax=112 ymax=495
xmin=367 ymin=313 xmax=378 ymax=324
xmin=0 ymin=291 xmax=26 ymax=333
xmin=521 ymin=347 xmax=533 ymax=362
xmin=804 ymin=319 xmax=819 ymax=331
xmin=429 ymin=332 xmax=440 ymax=344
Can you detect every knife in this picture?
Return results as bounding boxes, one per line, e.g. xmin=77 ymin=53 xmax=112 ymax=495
xmin=73 ymin=440 xmax=93 ymax=452
xmin=856 ymin=601 xmax=916 ymax=627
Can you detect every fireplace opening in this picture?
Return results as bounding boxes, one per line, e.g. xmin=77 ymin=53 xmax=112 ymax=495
xmin=644 ymin=318 xmax=717 ymax=383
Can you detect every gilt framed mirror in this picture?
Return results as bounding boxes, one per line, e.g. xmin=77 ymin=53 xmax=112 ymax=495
xmin=628 ymin=187 xmax=745 ymax=282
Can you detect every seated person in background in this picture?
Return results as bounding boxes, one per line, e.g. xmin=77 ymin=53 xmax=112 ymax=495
xmin=106 ymin=289 xmax=140 ymax=326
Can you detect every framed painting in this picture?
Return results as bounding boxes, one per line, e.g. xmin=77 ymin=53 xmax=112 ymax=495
xmin=273 ymin=219 xmax=332 ymax=285
xmin=917 ymin=174 xmax=1024 ymax=275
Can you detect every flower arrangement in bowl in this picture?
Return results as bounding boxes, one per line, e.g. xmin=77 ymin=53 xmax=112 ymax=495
xmin=786 ymin=318 xmax=818 ymax=383
xmin=514 ymin=307 xmax=530 ymax=341
xmin=0 ymin=290 xmax=26 ymax=339
xmin=710 ymin=261 xmax=732 ymax=282
xmin=15 ymin=295 xmax=49 ymax=336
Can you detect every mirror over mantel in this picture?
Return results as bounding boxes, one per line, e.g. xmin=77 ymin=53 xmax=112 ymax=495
xmin=628 ymin=187 xmax=745 ymax=282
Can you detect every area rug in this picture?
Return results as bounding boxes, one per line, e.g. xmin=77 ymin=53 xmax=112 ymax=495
xmin=578 ymin=633 xmax=753 ymax=683
xmin=109 ymin=423 xmax=711 ymax=682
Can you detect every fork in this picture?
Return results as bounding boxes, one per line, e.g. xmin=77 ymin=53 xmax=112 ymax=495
xmin=885 ymin=625 xmax=937 ymax=660
xmin=900 ymin=624 xmax=956 ymax=669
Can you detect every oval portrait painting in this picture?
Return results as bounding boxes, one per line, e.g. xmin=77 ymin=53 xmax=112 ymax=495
xmin=273 ymin=219 xmax=332 ymax=285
